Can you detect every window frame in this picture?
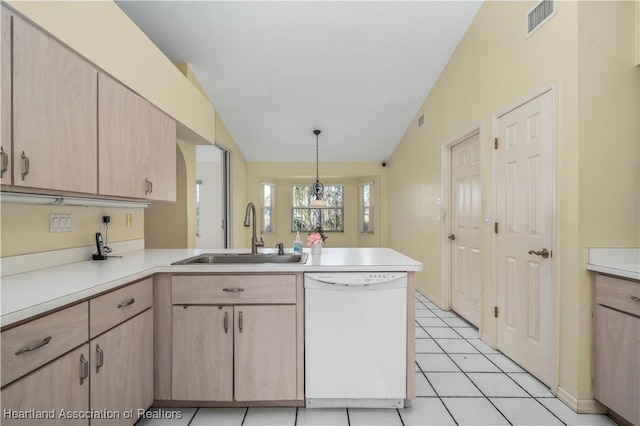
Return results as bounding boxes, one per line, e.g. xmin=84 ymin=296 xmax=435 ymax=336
xmin=290 ymin=183 xmax=344 ymax=233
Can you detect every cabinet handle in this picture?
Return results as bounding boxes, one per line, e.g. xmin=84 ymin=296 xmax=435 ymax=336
xmin=631 ymin=296 xmax=640 ymax=303
xmin=145 ymin=178 xmax=152 ymax=195
xmin=238 ymin=311 xmax=243 ymax=333
xmin=117 ymin=298 xmax=135 ymax=308
xmin=80 ymin=354 xmax=89 ymax=385
xmin=15 ymin=336 xmax=52 ymax=355
xmin=20 ymin=151 xmax=29 ymax=181
xmin=96 ymin=344 xmax=104 ymax=373
xmin=223 ymin=288 xmax=245 ymax=293
xmin=224 ymin=311 xmax=229 ymax=334
xmin=0 ymin=146 xmax=8 ymax=178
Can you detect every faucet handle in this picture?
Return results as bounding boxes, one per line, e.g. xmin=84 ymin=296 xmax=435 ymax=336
xmin=275 ymin=243 xmax=284 ymax=255
xmin=255 ymin=237 xmax=264 ymax=247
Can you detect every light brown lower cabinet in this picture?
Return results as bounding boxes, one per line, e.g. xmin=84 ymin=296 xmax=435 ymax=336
xmin=594 ymin=274 xmax=640 ymax=426
xmin=172 ymin=304 xmax=297 ymax=402
xmin=172 ymin=305 xmax=234 ymax=401
xmin=91 ymin=309 xmax=154 ymax=426
xmin=1 ymin=344 xmax=91 ymax=426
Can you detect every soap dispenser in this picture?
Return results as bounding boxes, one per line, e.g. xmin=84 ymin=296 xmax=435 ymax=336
xmin=293 ymin=231 xmax=302 ymax=253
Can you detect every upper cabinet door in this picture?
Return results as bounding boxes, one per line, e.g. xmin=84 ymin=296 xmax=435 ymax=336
xmin=98 ymin=73 xmax=149 ymax=199
xmin=146 ymin=105 xmax=176 ymax=202
xmin=12 ymin=16 xmax=97 ymax=194
xmin=99 ymin=74 xmax=176 ymax=201
xmin=1 ymin=6 xmax=12 ymax=185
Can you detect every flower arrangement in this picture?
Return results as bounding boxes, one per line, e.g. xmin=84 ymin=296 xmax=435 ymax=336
xmin=307 ymin=224 xmax=327 ymax=246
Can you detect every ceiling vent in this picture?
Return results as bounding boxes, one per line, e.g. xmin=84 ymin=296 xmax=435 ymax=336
xmin=526 ymin=0 xmax=556 ymax=38
xmin=418 ymin=114 xmax=425 ymax=128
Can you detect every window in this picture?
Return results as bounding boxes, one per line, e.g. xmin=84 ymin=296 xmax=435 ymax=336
xmin=291 ymin=184 xmax=343 ymax=232
xmin=361 ymin=182 xmax=374 ymax=233
xmin=261 ymin=182 xmax=274 ymax=233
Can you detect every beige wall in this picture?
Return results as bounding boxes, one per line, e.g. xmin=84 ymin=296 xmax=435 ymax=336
xmin=1 ymin=203 xmax=144 ymax=257
xmin=246 ymin=162 xmax=388 ymax=249
xmin=388 ymin=0 xmax=638 ymax=406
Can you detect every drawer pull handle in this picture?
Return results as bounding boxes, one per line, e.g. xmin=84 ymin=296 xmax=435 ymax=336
xmin=80 ymin=354 xmax=89 ymax=385
xmin=224 ymin=311 xmax=229 ymax=334
xmin=15 ymin=336 xmax=52 ymax=355
xmin=20 ymin=151 xmax=29 ymax=181
xmin=239 ymin=311 xmax=243 ymax=333
xmin=0 ymin=146 xmax=8 ymax=178
xmin=96 ymin=345 xmax=104 ymax=373
xmin=631 ymin=296 xmax=640 ymax=303
xmin=117 ymin=298 xmax=135 ymax=308
xmin=223 ymin=288 xmax=245 ymax=293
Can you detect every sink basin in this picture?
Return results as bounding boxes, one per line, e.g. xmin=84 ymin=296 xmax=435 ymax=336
xmin=172 ymin=253 xmax=308 ymax=265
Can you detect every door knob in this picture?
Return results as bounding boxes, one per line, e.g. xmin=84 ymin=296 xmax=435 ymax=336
xmin=528 ymin=248 xmax=550 ymax=259
xmin=448 ymin=234 xmax=456 ymax=241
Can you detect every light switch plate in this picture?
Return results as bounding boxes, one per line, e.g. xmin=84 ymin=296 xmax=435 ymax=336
xmin=50 ymin=213 xmax=72 ymax=233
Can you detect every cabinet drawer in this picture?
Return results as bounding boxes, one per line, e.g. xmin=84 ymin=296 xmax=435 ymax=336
xmin=1 ymin=302 xmax=88 ymax=387
xmin=90 ymin=278 xmax=152 ymax=338
xmin=172 ymin=275 xmax=297 ymax=305
xmin=595 ymin=274 xmax=640 ymax=316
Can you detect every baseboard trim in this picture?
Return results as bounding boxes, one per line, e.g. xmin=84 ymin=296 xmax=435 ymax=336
xmin=480 ymin=332 xmax=496 ymax=347
xmin=555 ymin=387 xmax=607 ymax=414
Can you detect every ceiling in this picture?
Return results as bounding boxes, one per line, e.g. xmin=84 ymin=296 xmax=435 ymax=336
xmin=117 ymin=1 xmax=482 ymax=162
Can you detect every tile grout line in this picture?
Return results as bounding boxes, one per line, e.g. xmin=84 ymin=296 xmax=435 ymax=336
xmin=422 ymin=301 xmax=514 ymax=426
xmin=418 ymin=292 xmax=569 ymax=426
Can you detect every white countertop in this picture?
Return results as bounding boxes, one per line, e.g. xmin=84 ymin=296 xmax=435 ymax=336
xmin=587 ymin=248 xmax=640 ymax=281
xmin=1 ymin=247 xmax=422 ymax=327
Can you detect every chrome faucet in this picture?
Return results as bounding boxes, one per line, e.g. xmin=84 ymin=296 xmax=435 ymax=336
xmin=243 ymin=202 xmax=264 ymax=254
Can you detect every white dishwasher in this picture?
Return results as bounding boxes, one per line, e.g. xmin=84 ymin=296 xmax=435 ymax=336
xmin=304 ymin=272 xmax=407 ymax=408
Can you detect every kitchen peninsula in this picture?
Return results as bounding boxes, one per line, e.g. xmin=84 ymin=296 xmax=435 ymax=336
xmin=1 ymin=247 xmax=422 ymax=425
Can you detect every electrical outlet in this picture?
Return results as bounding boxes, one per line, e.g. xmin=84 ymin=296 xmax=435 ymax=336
xmin=49 ymin=213 xmax=72 ymax=233
xmin=126 ymin=213 xmax=133 ymax=228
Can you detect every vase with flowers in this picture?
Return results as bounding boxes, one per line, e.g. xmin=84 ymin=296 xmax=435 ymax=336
xmin=307 ymin=224 xmax=327 ymax=255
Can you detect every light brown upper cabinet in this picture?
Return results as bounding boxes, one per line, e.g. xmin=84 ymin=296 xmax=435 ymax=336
xmin=98 ymin=73 xmax=176 ymax=202
xmin=1 ymin=7 xmax=12 ymax=185
xmin=11 ymin=15 xmax=98 ymax=194
xmin=146 ymin=103 xmax=176 ymax=202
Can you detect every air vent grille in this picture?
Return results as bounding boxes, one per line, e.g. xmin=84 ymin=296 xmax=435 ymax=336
xmin=526 ymin=0 xmax=556 ymax=37
xmin=418 ymin=114 xmax=425 ymax=128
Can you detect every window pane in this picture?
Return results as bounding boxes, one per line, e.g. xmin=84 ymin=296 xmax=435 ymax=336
xmin=261 ymin=183 xmax=274 ymax=233
xmin=361 ymin=183 xmax=374 ymax=234
xmin=264 ymin=185 xmax=271 ymax=207
xmin=291 ymin=184 xmax=344 ymax=232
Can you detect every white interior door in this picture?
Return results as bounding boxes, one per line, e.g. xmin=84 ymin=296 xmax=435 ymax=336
xmin=450 ymin=134 xmax=482 ymax=327
xmin=495 ymin=90 xmax=554 ymax=386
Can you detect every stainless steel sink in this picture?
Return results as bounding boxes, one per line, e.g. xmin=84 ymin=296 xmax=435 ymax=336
xmin=171 ymin=253 xmax=308 ymax=265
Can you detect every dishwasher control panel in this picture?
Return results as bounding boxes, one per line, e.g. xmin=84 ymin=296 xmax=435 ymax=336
xmin=304 ymin=272 xmax=407 ymax=287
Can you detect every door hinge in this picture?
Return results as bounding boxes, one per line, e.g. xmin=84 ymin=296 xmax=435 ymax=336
xmin=494 ymin=222 xmax=498 ymax=234
xmin=494 ymin=306 xmax=498 ymax=318
xmin=494 ymin=138 xmax=499 ymax=150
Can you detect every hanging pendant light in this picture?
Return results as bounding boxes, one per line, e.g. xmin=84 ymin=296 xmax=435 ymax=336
xmin=309 ymin=129 xmax=327 ymax=208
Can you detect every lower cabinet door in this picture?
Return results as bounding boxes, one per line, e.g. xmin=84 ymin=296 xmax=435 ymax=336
xmin=595 ymin=305 xmax=640 ymax=425
xmin=234 ymin=305 xmax=297 ymax=401
xmin=0 ymin=344 xmax=90 ymax=425
xmin=172 ymin=305 xmax=234 ymax=401
xmin=90 ymin=309 xmax=153 ymax=426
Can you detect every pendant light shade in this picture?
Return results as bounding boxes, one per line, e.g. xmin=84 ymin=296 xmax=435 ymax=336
xmin=310 ymin=129 xmax=327 ymax=208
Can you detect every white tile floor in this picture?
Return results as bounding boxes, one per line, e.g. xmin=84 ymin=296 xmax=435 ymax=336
xmin=136 ymin=292 xmax=618 ymax=426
